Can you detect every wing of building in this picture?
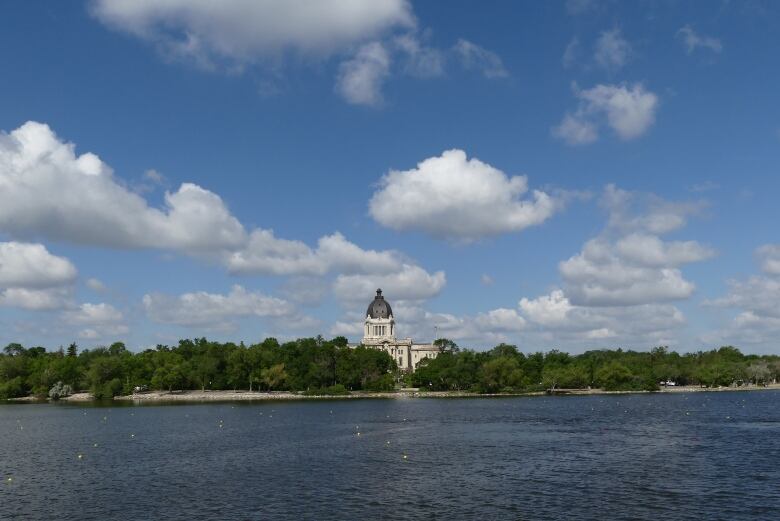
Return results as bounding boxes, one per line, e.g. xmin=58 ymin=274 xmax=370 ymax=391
xmin=360 ymin=289 xmax=439 ymax=372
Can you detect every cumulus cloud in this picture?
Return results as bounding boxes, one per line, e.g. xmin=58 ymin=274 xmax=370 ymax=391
xmin=369 ymin=149 xmax=559 ymax=240
xmin=0 ymin=242 xmax=77 ymax=289
xmin=0 ymin=121 xmax=443 ymax=284
xmin=62 ymin=302 xmax=128 ymax=339
xmin=86 ymin=278 xmax=108 ymax=292
xmin=704 ymin=247 xmax=780 ymax=350
xmin=554 ymin=83 xmax=659 ymax=145
xmin=593 ymin=29 xmax=632 ymax=71
xmin=565 ymin=0 xmax=598 ymax=16
xmin=143 ymin=285 xmax=295 ymax=331
xmin=556 ymin=186 xmax=713 ymax=307
xmin=474 ymin=308 xmax=526 ymax=332
xmin=373 ymin=304 xmax=525 ymax=346
xmin=0 ymin=242 xmax=77 ymax=311
xmin=90 ymin=0 xmax=414 ymax=67
xmin=63 ymin=302 xmax=124 ymax=325
xmin=394 ymin=33 xmax=445 ymax=78
xmin=453 ymin=39 xmax=508 ymax=78
xmin=519 ymin=289 xmax=685 ymax=347
xmin=333 ymin=264 xmax=446 ymax=305
xmin=601 ymin=184 xmax=705 ymax=235
xmin=335 ymin=41 xmax=391 ymax=106
xmin=0 ymin=122 xmax=245 ymax=252
xmin=0 ymin=287 xmax=74 ymax=311
xmin=226 ymin=231 xmax=405 ymax=276
xmin=562 ymin=37 xmax=582 ymax=69
xmin=559 ymin=237 xmax=700 ymax=306
xmin=506 ymin=186 xmax=711 ymax=348
xmin=677 ymin=25 xmax=722 ymax=55
xmin=553 ymin=113 xmax=598 ymax=145
xmin=756 ymin=244 xmax=780 ymax=276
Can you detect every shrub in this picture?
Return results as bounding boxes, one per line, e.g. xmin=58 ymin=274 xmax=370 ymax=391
xmin=0 ymin=377 xmax=25 ymax=399
xmin=303 ymin=384 xmax=349 ymax=396
xmin=364 ymin=374 xmax=394 ymax=392
xmin=48 ymin=381 xmax=74 ymax=401
xmin=92 ymin=378 xmax=122 ymax=400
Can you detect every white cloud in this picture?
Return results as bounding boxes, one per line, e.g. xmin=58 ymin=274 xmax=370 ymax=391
xmin=0 ymin=287 xmax=73 ymax=311
xmin=566 ymin=0 xmax=598 ymax=16
xmin=554 ymin=83 xmax=659 ymax=145
xmin=480 ymin=274 xmax=494 ymax=286
xmin=64 ymin=302 xmax=124 ymax=325
xmin=473 ymin=308 xmax=526 ymax=332
xmin=562 ymin=37 xmax=582 ymax=69
xmin=86 ymin=278 xmax=108 ymax=292
xmin=329 ymin=320 xmax=363 ymax=337
xmin=593 ymin=29 xmax=632 ymax=71
xmin=333 ymin=264 xmax=446 ymax=305
xmin=556 ymin=187 xmax=712 ymax=307
xmin=756 ymin=244 xmax=780 ymax=276
xmin=507 ymin=186 xmax=709 ymax=347
xmin=704 ymin=248 xmax=780 ymax=350
xmin=90 ymin=0 xmax=414 ymax=67
xmin=519 ymin=289 xmax=572 ymax=327
xmin=0 ymin=242 xmax=77 ymax=288
xmin=369 ymin=149 xmax=559 ymax=240
xmin=0 ymin=122 xmax=246 ymax=252
xmin=614 ymin=234 xmax=715 ymax=268
xmin=560 ymin=238 xmax=698 ymax=306
xmin=335 ymin=41 xmax=391 ymax=106
xmin=1 ymin=121 xmax=442 ymax=285
xmin=395 ymin=34 xmax=445 ymax=78
xmin=386 ymin=305 xmax=525 ymax=345
xmin=143 ymin=285 xmax=295 ymax=330
xmin=0 ymin=242 xmax=77 ymax=311
xmin=601 ymin=184 xmax=705 ymax=235
xmin=62 ymin=302 xmax=129 ymax=340
xmin=226 ymin=231 xmax=404 ymax=276
xmin=519 ymin=289 xmax=685 ymax=347
xmin=677 ymin=25 xmax=722 ymax=55
xmin=552 ymin=113 xmax=598 ymax=145
xmin=453 ymin=39 xmax=508 ymax=79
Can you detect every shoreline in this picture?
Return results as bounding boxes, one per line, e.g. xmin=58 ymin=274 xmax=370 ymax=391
xmin=5 ymin=383 xmax=780 ymax=404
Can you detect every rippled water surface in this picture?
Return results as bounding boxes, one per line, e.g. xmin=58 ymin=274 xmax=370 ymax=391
xmin=1 ymin=391 xmax=779 ymax=520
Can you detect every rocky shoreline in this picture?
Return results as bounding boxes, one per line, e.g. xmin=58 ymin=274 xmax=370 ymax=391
xmin=5 ymin=384 xmax=779 ymax=404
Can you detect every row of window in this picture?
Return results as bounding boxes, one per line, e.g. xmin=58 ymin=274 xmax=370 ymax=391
xmin=370 ymin=325 xmax=392 ymax=336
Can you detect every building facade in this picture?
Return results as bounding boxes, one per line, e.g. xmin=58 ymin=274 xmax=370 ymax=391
xmin=360 ymin=289 xmax=439 ymax=372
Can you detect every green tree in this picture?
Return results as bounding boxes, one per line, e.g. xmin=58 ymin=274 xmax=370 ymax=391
xmin=261 ymin=363 xmax=288 ymax=390
xmin=479 ymin=356 xmax=524 ymax=393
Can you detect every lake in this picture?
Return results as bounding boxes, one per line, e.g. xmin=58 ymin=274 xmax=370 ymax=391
xmin=1 ymin=391 xmax=778 ymax=520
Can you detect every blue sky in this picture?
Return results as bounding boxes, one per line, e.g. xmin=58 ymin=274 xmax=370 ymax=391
xmin=1 ymin=0 xmax=779 ymax=353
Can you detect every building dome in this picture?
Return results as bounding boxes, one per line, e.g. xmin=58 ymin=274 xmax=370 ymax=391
xmin=366 ymin=288 xmax=393 ymax=319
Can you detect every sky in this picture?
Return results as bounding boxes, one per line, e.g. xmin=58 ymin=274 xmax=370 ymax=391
xmin=1 ymin=0 xmax=779 ymax=354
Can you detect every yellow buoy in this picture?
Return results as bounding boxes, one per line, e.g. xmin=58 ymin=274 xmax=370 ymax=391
xmin=402 ymin=454 xmax=408 ymax=460
xmin=78 ymin=454 xmax=84 ymax=460
xmin=7 ymin=477 xmax=12 ymax=483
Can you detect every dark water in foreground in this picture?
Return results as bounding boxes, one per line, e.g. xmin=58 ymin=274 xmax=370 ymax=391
xmin=1 ymin=392 xmax=779 ymax=521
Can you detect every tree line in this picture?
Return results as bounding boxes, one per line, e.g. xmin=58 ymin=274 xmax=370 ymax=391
xmin=0 ymin=337 xmax=778 ymax=400
xmin=413 ymin=343 xmax=780 ymax=393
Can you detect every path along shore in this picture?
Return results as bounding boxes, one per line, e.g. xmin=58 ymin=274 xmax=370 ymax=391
xmin=7 ymin=383 xmax=780 ymax=403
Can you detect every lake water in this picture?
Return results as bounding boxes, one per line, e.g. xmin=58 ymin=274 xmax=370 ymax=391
xmin=1 ymin=391 xmax=778 ymax=520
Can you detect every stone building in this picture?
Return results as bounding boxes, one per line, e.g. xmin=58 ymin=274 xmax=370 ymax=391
xmin=360 ymin=289 xmax=439 ymax=372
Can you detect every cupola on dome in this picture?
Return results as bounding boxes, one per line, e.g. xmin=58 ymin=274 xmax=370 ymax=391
xmin=366 ymin=288 xmax=393 ymax=319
